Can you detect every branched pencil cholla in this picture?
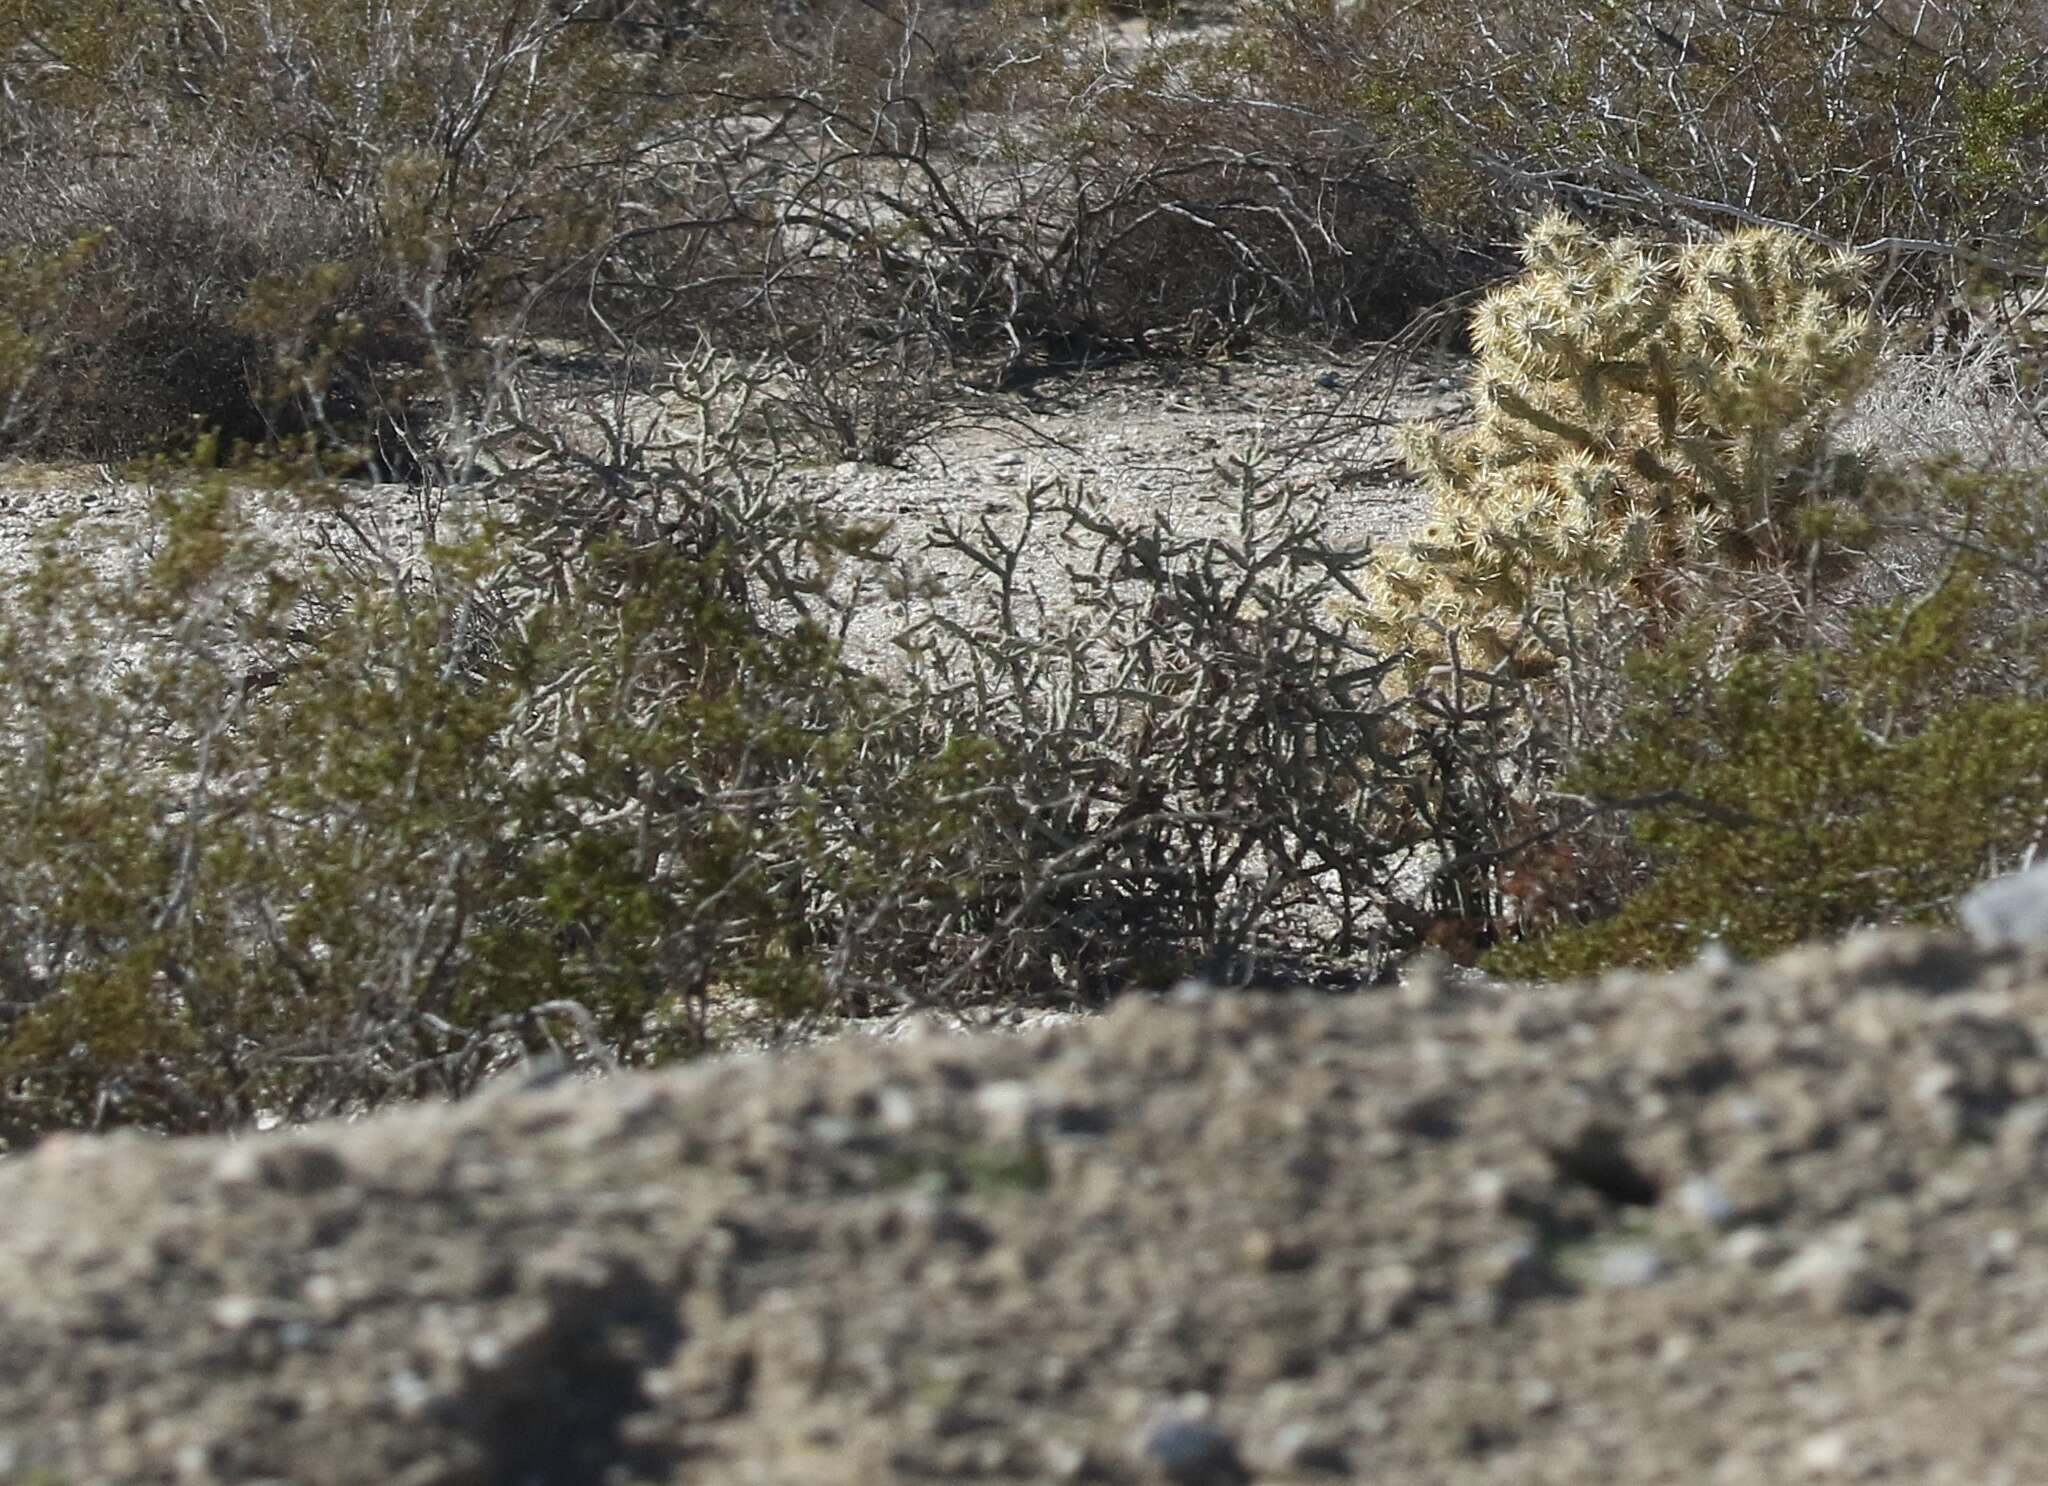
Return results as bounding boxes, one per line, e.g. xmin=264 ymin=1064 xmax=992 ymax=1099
xmin=1366 ymin=213 xmax=1881 ymax=672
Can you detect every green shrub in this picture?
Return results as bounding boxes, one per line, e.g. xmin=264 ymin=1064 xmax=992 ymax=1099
xmin=0 ymin=451 xmax=999 ymax=1138
xmin=1486 ymin=567 xmax=2048 ymax=979
xmin=0 ymin=341 xmax=1521 ymax=1141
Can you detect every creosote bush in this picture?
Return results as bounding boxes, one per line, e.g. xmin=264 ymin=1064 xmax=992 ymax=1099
xmin=1485 ymin=563 xmax=2048 ymax=980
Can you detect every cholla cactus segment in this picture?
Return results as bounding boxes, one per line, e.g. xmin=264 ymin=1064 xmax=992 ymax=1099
xmin=1372 ymin=213 xmax=1880 ymax=670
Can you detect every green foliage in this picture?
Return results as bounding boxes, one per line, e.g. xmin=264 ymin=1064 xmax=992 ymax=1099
xmin=0 ymin=374 xmax=1507 ymax=1142
xmin=1368 ymin=214 xmax=1879 ymax=669
xmin=1957 ymin=63 xmax=2048 ymax=211
xmin=1487 ymin=569 xmax=2048 ymax=980
xmin=0 ymin=451 xmax=1005 ymax=1137
xmin=0 ymin=235 xmax=102 ymax=446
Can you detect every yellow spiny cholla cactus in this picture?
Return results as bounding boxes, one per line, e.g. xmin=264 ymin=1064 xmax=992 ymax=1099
xmin=1368 ymin=212 xmax=1880 ymax=671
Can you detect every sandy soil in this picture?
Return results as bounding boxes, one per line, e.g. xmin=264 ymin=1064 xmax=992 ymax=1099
xmin=7 ymin=930 xmax=2048 ymax=1484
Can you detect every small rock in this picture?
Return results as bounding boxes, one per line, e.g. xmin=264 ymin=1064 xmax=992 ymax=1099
xmin=1772 ymin=1231 xmax=1908 ymax=1316
xmin=1361 ymin=1262 xmax=1423 ymax=1330
xmin=1693 ymin=938 xmax=1740 ymax=976
xmin=1961 ymin=861 xmax=2048 ymax=946
xmin=1140 ymin=1416 xmax=1249 ymax=1486
xmin=209 ymin=1294 xmax=265 ymax=1331
xmin=1517 ymin=1378 xmax=1561 ymax=1416
xmin=1265 ymin=1420 xmax=1351 ymax=1475
xmin=976 ymin=1080 xmax=1044 ymax=1141
xmin=1976 ymin=1228 xmax=2022 ymax=1275
xmin=1773 ymin=1350 xmax=1823 ymax=1381
xmin=1831 ymin=927 xmax=1980 ymax=991
xmin=386 ymin=1367 xmax=436 ymax=1416
xmin=1998 ymin=1100 xmax=2048 ymax=1168
xmin=1720 ymin=1236 xmax=1785 ymax=1277
xmin=1041 ymin=1439 xmax=1094 ymax=1481
xmin=1240 ymin=1229 xmax=1317 ymax=1273
xmin=1795 ymin=1428 xmax=1854 ymax=1477
xmin=1398 ymin=951 xmax=1453 ymax=1011
xmin=211 ymin=1139 xmax=350 ymax=1195
xmin=876 ymin=1085 xmax=919 ymax=1132
xmin=1676 ymin=1174 xmax=1739 ymax=1229
xmin=1588 ymin=1242 xmax=1667 ymax=1290
xmin=1925 ymin=1167 xmax=1982 ymax=1210
xmin=895 ymin=1194 xmax=995 ymax=1254
xmin=1463 ymin=1237 xmax=1551 ymax=1321
xmin=806 ymin=1115 xmax=859 ymax=1147
xmin=1914 ymin=1064 xmax=1960 ymax=1106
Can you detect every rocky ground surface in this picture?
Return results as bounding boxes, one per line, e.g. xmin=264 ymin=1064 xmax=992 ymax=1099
xmin=790 ymin=350 xmax=1453 ymax=670
xmin=0 ymin=348 xmax=1451 ymax=676
xmin=10 ymin=929 xmax=2048 ymax=1484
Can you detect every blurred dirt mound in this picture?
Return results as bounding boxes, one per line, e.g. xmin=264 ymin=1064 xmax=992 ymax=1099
xmin=8 ymin=930 xmax=2048 ymax=1484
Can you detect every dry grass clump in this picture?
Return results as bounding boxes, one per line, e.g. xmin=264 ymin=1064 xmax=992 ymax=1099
xmin=1846 ymin=331 xmax=2048 ymax=473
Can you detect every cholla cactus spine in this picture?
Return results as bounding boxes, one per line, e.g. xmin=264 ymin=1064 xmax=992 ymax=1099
xmin=1369 ymin=213 xmax=1880 ymax=671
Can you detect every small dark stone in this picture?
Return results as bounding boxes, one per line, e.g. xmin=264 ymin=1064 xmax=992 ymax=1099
xmin=1144 ymin=1418 xmax=1251 ymax=1485
xmin=256 ymin=1143 xmax=351 ymax=1195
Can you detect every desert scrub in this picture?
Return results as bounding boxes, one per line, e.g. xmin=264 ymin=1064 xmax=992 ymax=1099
xmin=1486 ymin=569 xmax=2048 ymax=980
xmin=0 ymin=380 xmax=1518 ymax=1142
xmin=1366 ymin=213 xmax=1881 ymax=672
xmin=0 ymin=235 xmax=102 ymax=448
xmin=1230 ymin=0 xmax=2048 ymax=265
xmin=0 ymin=457 xmax=1012 ymax=1140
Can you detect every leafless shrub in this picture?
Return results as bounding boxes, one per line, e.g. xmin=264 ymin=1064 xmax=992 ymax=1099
xmin=0 ymin=119 xmax=397 ymax=456
xmin=1848 ymin=335 xmax=2048 ymax=474
xmin=1234 ymin=0 xmax=2048 ymax=298
xmin=760 ymin=284 xmax=980 ymax=466
xmin=890 ymin=440 xmax=1535 ymax=991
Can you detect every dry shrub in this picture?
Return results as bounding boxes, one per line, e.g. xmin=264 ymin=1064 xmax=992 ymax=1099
xmin=1233 ymin=0 xmax=2048 ymax=265
xmin=0 ymin=327 xmax=1534 ymax=1141
xmin=0 ymin=123 xmax=400 ymax=457
xmin=5 ymin=0 xmax=2046 ymax=470
xmin=1 ymin=0 xmax=660 ymax=459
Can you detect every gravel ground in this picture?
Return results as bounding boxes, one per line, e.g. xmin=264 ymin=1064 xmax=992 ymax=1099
xmin=9 ymin=930 xmax=2048 ymax=1483
xmin=0 ymin=349 xmax=1448 ymax=661
xmin=784 ymin=350 xmax=1451 ymax=670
